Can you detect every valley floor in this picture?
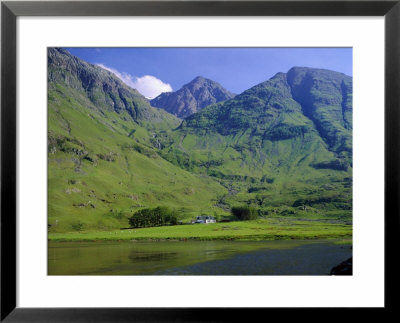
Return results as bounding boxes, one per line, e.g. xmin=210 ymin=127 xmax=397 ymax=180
xmin=48 ymin=218 xmax=352 ymax=242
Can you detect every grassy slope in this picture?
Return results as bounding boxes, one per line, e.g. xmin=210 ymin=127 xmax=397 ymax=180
xmin=48 ymin=84 xmax=228 ymax=233
xmin=156 ymin=73 xmax=352 ymax=222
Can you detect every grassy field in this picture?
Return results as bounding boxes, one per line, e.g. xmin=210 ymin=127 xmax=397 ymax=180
xmin=48 ymin=218 xmax=352 ymax=242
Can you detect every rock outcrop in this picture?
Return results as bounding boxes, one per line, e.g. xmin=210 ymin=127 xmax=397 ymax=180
xmin=330 ymin=257 xmax=352 ymax=275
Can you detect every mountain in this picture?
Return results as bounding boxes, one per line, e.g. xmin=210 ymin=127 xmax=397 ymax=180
xmin=161 ymin=67 xmax=352 ymax=174
xmin=48 ymin=48 xmax=352 ymax=233
xmin=48 ymin=48 xmax=227 ymax=232
xmin=150 ymin=76 xmax=236 ymax=118
xmin=178 ymin=67 xmax=352 ymax=162
xmin=181 ymin=67 xmax=352 ymax=153
xmin=157 ymin=67 xmax=352 ymax=217
xmin=48 ymin=48 xmax=179 ymax=127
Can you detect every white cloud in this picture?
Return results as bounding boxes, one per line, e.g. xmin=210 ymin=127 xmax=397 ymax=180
xmin=132 ymin=75 xmax=173 ymax=100
xmin=96 ymin=64 xmax=172 ymax=99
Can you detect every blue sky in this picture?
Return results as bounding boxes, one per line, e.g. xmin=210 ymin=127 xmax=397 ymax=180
xmin=66 ymin=47 xmax=352 ymax=99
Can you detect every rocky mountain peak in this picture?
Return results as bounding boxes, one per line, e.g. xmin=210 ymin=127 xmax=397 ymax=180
xmin=150 ymin=76 xmax=236 ymax=118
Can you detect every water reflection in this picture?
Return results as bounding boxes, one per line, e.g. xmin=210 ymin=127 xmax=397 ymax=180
xmin=129 ymin=251 xmax=178 ymax=262
xmin=48 ymin=240 xmax=352 ymax=275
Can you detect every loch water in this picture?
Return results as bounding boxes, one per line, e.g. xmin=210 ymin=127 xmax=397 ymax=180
xmin=48 ymin=239 xmax=352 ymax=275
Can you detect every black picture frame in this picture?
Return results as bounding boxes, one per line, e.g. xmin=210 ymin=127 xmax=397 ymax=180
xmin=1 ymin=0 xmax=399 ymax=321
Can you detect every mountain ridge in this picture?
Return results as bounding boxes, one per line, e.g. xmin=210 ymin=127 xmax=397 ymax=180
xmin=48 ymin=47 xmax=180 ymax=127
xmin=158 ymin=66 xmax=352 ymax=189
xmin=180 ymin=66 xmax=352 ymax=157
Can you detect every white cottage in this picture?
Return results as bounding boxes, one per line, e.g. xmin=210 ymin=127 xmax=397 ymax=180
xmin=195 ymin=215 xmax=216 ymax=224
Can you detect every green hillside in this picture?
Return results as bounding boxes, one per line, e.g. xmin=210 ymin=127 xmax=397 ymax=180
xmin=48 ymin=48 xmax=352 ymax=234
xmin=156 ymin=68 xmax=352 ymax=220
xmin=48 ymin=48 xmax=227 ymax=233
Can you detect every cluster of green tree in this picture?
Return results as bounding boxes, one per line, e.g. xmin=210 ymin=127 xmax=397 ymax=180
xmin=311 ymin=159 xmax=349 ymax=171
xmin=260 ymin=176 xmax=274 ymax=183
xmin=248 ymin=186 xmax=269 ymax=193
xmin=208 ymin=170 xmax=258 ymax=183
xmin=231 ymin=206 xmax=258 ymax=221
xmin=128 ymin=206 xmax=178 ymax=228
xmin=292 ymin=195 xmax=351 ymax=210
xmin=264 ymin=125 xmax=309 ymax=141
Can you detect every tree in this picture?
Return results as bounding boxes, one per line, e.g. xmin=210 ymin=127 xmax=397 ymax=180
xmin=128 ymin=206 xmax=177 ymax=228
xmin=231 ymin=206 xmax=258 ymax=221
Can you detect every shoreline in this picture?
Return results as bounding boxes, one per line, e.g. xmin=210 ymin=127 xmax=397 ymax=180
xmin=48 ymin=233 xmax=352 ymax=243
xmin=48 ymin=219 xmax=352 ymax=242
